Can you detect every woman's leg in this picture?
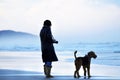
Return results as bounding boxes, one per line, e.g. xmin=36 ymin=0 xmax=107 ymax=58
xmin=45 ymin=62 xmax=52 ymax=67
xmin=44 ymin=62 xmax=53 ymax=78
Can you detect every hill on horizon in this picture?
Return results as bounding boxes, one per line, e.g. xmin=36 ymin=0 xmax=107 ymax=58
xmin=0 ymin=30 xmax=40 ymax=51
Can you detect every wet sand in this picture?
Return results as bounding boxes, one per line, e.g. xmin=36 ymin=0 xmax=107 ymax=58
xmin=0 ymin=69 xmax=120 ymax=80
xmin=0 ymin=52 xmax=120 ymax=79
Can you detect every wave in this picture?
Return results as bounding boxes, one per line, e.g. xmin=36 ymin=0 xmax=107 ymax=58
xmin=0 ymin=39 xmax=120 ymax=52
xmin=0 ymin=46 xmax=40 ymax=51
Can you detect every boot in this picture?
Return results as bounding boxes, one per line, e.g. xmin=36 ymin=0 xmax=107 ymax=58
xmin=46 ymin=66 xmax=53 ymax=78
xmin=44 ymin=65 xmax=47 ymax=76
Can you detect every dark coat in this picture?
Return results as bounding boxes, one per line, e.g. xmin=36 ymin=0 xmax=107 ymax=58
xmin=40 ymin=26 xmax=58 ymax=62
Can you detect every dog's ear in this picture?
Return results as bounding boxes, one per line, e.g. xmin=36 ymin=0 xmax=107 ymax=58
xmin=88 ymin=51 xmax=93 ymax=56
xmin=88 ymin=51 xmax=97 ymax=58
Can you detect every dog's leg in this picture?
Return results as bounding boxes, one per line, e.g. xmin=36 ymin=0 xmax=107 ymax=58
xmin=77 ymin=70 xmax=80 ymax=78
xmin=76 ymin=67 xmax=80 ymax=78
xmin=74 ymin=66 xmax=81 ymax=78
xmin=76 ymin=64 xmax=81 ymax=78
xmin=74 ymin=62 xmax=77 ymax=78
xmin=74 ymin=70 xmax=78 ymax=78
xmin=74 ymin=62 xmax=81 ymax=78
xmin=87 ymin=66 xmax=91 ymax=77
xmin=74 ymin=70 xmax=77 ymax=78
xmin=83 ymin=66 xmax=86 ymax=77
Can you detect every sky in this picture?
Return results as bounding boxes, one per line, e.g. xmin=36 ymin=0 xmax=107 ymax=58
xmin=0 ymin=0 xmax=120 ymax=43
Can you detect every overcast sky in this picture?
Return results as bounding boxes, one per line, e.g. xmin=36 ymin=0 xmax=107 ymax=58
xmin=0 ymin=0 xmax=120 ymax=43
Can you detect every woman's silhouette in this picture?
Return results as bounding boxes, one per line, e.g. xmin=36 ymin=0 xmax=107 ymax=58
xmin=40 ymin=20 xmax=58 ymax=78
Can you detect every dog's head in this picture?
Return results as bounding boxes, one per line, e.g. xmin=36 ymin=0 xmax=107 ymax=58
xmin=88 ymin=51 xmax=97 ymax=59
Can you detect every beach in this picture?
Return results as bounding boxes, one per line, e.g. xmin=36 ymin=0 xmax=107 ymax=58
xmin=0 ymin=52 xmax=120 ymax=80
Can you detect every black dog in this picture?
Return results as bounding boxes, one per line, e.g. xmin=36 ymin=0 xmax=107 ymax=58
xmin=74 ymin=51 xmax=97 ymax=78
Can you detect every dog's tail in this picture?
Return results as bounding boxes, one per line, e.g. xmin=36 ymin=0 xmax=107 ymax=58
xmin=74 ymin=50 xmax=77 ymax=59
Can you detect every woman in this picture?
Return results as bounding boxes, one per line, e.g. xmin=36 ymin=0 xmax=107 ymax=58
xmin=40 ymin=20 xmax=58 ymax=78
